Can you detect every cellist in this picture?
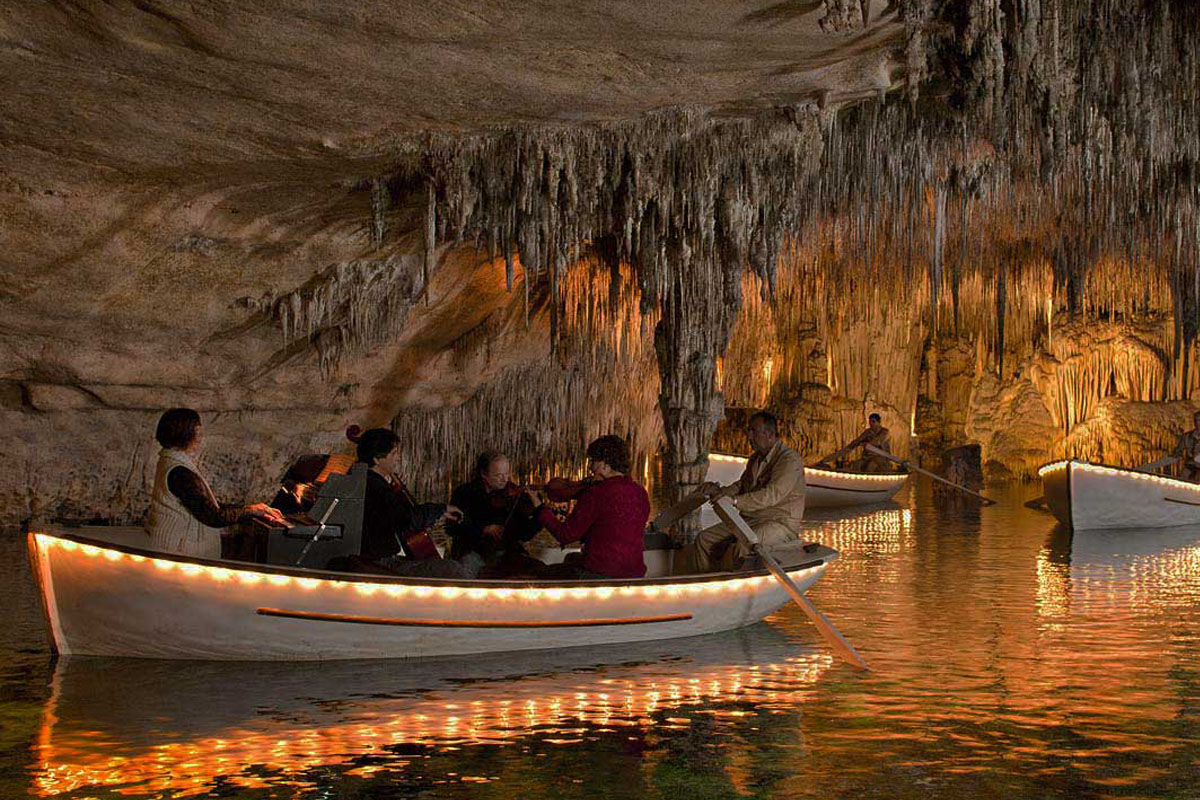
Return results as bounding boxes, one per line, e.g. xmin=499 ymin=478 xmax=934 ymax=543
xmin=353 ymin=427 xmax=478 ymax=578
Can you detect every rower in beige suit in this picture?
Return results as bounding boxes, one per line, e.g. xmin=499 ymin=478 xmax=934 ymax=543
xmin=687 ymin=410 xmax=806 ymax=572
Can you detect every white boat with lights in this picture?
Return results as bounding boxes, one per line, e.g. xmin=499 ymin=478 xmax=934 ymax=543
xmin=1038 ymin=459 xmax=1200 ymax=530
xmin=25 ymin=525 xmax=837 ymax=661
xmin=703 ymin=454 xmax=907 ymax=525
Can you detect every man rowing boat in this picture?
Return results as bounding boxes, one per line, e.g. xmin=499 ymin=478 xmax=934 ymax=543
xmin=686 ymin=411 xmax=806 ymax=572
xmin=1171 ymin=410 xmax=1200 ymax=482
xmin=823 ymin=413 xmax=891 ymax=472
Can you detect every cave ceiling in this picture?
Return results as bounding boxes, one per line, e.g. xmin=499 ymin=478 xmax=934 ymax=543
xmin=0 ymin=0 xmax=902 ymax=391
xmin=0 ymin=0 xmax=906 ymax=410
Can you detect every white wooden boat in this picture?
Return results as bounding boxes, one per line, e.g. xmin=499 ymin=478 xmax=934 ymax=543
xmin=25 ymin=524 xmax=837 ymax=661
xmin=700 ymin=453 xmax=907 ymax=527
xmin=1039 ymin=459 xmax=1200 ymax=530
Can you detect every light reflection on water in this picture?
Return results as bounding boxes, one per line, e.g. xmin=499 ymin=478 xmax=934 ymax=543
xmin=5 ymin=478 xmax=1200 ymax=798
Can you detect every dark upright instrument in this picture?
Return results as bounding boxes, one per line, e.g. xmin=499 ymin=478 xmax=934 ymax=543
xmin=386 ymin=474 xmax=442 ymax=560
xmin=231 ymin=454 xmax=367 ymax=568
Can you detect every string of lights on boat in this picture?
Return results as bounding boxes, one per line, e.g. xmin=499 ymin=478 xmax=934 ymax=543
xmin=33 ymin=533 xmax=785 ymax=600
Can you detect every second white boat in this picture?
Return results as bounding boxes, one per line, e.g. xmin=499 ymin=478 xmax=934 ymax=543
xmin=1039 ymin=459 xmax=1200 ymax=530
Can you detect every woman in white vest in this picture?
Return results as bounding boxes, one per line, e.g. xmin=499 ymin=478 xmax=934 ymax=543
xmin=147 ymin=408 xmax=283 ymax=558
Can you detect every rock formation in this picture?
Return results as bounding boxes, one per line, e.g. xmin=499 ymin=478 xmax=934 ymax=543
xmin=1 ymin=0 xmax=1199 ymax=522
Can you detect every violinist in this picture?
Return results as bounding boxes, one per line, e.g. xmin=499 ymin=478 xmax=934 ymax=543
xmin=446 ymin=451 xmax=542 ymax=562
xmin=354 ymin=427 xmax=479 ymax=579
xmin=528 ymin=435 xmax=649 ymax=579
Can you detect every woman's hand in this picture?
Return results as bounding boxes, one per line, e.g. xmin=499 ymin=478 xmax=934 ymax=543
xmin=248 ymin=503 xmax=286 ymax=525
xmin=443 ymin=505 xmax=463 ymax=523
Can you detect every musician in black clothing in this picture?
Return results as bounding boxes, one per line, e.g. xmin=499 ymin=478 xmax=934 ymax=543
xmin=353 ymin=428 xmax=477 ymax=579
xmin=447 ymin=451 xmax=542 ymax=561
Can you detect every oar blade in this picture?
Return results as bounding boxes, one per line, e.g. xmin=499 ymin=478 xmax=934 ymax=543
xmin=712 ymin=498 xmax=870 ymax=671
xmin=649 ymin=492 xmax=708 ymax=532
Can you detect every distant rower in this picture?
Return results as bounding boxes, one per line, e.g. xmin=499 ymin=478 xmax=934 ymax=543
xmin=1172 ymin=410 xmax=1200 ymax=482
xmin=827 ymin=413 xmax=891 ymax=472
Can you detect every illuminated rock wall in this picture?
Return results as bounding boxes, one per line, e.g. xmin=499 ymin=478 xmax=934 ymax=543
xmin=3 ymin=0 xmax=1200 ymax=523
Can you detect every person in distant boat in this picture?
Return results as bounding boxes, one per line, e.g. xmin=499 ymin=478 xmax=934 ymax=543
xmin=447 ymin=451 xmax=542 ymax=562
xmin=830 ymin=413 xmax=892 ymax=472
xmin=1171 ymin=410 xmax=1200 ymax=482
xmin=354 ymin=427 xmax=478 ymax=578
xmin=526 ymin=435 xmax=650 ymax=579
xmin=147 ymin=408 xmax=285 ymax=558
xmin=687 ymin=411 xmax=805 ymax=573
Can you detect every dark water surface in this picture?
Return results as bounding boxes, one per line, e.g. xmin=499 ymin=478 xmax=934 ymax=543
xmin=4 ymin=479 xmax=1200 ymax=798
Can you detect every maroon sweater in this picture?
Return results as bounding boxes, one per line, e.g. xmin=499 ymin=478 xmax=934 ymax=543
xmin=537 ymin=475 xmax=650 ymax=578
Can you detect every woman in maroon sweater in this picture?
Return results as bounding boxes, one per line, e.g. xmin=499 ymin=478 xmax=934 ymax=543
xmin=531 ymin=435 xmax=650 ymax=579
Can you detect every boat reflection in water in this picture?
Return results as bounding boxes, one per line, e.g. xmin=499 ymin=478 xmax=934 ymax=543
xmin=1037 ymin=524 xmax=1200 ymax=620
xmin=32 ymin=627 xmax=831 ymax=797
xmin=803 ymin=505 xmax=913 ymax=556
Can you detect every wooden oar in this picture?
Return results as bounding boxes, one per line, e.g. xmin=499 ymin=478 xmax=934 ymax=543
xmin=864 ymin=445 xmax=996 ymax=505
xmin=813 ymin=449 xmax=843 ymax=467
xmin=712 ymin=497 xmax=870 ymax=670
xmin=648 ymin=490 xmax=710 ymax=532
xmin=1134 ymin=456 xmax=1177 ymax=474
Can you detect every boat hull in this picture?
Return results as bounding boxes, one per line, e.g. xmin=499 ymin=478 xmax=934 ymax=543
xmin=26 ymin=529 xmax=830 ymax=661
xmin=700 ymin=454 xmax=906 ymax=527
xmin=1039 ymin=460 xmax=1200 ymax=530
xmin=803 ymin=466 xmax=909 ymax=509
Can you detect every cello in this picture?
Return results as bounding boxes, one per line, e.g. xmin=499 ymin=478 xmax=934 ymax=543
xmin=346 ymin=425 xmax=445 ymax=560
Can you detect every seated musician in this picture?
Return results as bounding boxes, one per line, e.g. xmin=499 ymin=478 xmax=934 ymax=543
xmin=687 ymin=411 xmax=805 ymax=573
xmin=528 ymin=435 xmax=650 ymax=579
xmin=447 ymin=451 xmax=542 ymax=561
xmin=147 ymin=408 xmax=284 ymax=558
xmin=354 ymin=427 xmax=478 ymax=578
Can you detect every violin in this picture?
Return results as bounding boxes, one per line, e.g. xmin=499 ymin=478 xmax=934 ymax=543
xmin=486 ymin=483 xmax=539 ymax=517
xmin=542 ymin=476 xmax=601 ymax=503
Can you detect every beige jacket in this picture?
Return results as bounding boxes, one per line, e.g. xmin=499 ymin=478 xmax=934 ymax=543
xmin=733 ymin=441 xmax=806 ymax=532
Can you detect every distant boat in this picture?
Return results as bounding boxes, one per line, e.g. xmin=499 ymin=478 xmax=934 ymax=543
xmin=701 ymin=454 xmax=907 ymax=527
xmin=1039 ymin=459 xmax=1200 ymax=530
xmin=25 ymin=525 xmax=837 ymax=661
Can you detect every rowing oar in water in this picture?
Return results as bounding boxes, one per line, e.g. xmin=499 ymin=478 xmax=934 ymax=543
xmin=711 ymin=496 xmax=870 ymax=671
xmin=864 ymin=444 xmax=996 ymax=505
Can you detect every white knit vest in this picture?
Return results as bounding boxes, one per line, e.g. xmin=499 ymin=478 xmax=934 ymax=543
xmin=147 ymin=448 xmax=224 ymax=558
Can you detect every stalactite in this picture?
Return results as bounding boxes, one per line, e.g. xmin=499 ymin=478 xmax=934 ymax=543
xmin=391 ymin=259 xmax=661 ymax=500
xmin=423 ymin=182 xmax=436 ymax=306
xmin=250 ymin=255 xmax=425 ymax=378
xmin=369 ymin=178 xmax=389 ymax=246
xmin=256 ymin=0 xmax=1199 ymax=488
